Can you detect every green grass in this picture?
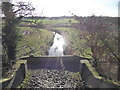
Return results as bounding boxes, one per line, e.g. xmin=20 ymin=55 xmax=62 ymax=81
xmin=42 ymin=18 xmax=78 ymax=25
xmin=17 ymin=18 xmax=91 ymax=58
xmin=17 ymin=71 xmax=31 ymax=88
xmin=16 ymin=27 xmax=54 ymax=58
xmin=21 ymin=18 xmax=78 ymax=27
xmin=52 ymin=27 xmax=93 ymax=58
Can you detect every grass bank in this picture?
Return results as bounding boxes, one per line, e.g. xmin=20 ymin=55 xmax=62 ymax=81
xmin=16 ymin=26 xmax=54 ymax=59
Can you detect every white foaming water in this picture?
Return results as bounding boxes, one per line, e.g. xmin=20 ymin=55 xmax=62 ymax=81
xmin=49 ymin=33 xmax=64 ymax=56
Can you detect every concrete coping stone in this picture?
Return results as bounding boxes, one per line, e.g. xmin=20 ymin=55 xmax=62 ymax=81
xmin=80 ymin=60 xmax=120 ymax=86
xmin=80 ymin=60 xmax=102 ymax=79
xmin=0 ymin=60 xmax=27 ymax=83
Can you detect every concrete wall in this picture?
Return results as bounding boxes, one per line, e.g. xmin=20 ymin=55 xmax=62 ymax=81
xmin=2 ymin=61 xmax=27 ymax=88
xmin=80 ymin=60 xmax=119 ymax=88
xmin=11 ymin=63 xmax=27 ymax=88
xmin=27 ymin=55 xmax=82 ymax=72
xmin=1 ymin=77 xmax=13 ymax=88
xmin=2 ymin=55 xmax=119 ymax=88
xmin=26 ymin=55 xmax=119 ymax=88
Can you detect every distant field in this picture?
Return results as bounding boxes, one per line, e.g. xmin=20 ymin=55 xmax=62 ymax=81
xmin=20 ymin=18 xmax=78 ymax=28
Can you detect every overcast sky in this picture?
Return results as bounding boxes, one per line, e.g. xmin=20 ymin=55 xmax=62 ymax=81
xmin=12 ymin=0 xmax=119 ymax=17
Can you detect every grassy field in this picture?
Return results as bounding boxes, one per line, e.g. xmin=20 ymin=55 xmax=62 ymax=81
xmin=21 ymin=18 xmax=78 ymax=26
xmin=17 ymin=16 xmax=117 ymax=60
xmin=42 ymin=18 xmax=92 ymax=58
xmin=16 ymin=26 xmax=54 ymax=59
xmin=17 ymin=17 xmax=92 ymax=59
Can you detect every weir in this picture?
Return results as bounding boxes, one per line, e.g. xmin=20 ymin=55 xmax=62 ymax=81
xmin=1 ymin=55 xmax=119 ymax=88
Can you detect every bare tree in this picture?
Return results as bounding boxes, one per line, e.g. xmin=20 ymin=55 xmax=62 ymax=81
xmin=2 ymin=1 xmax=35 ymax=68
xmin=73 ymin=15 xmax=119 ymax=81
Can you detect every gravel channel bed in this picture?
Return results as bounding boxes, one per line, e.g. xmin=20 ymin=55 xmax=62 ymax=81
xmin=28 ymin=69 xmax=84 ymax=88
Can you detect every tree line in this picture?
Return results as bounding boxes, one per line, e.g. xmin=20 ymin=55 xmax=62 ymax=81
xmin=2 ymin=1 xmax=34 ymax=75
xmin=72 ymin=15 xmax=119 ymax=81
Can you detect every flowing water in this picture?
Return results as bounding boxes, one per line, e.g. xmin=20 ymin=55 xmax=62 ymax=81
xmin=27 ymin=33 xmax=85 ymax=88
xmin=49 ymin=32 xmax=64 ymax=56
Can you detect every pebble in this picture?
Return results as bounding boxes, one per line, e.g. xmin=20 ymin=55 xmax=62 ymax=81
xmin=28 ymin=69 xmax=83 ymax=88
